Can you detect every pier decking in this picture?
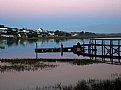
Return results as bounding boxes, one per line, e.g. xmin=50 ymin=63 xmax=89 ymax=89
xmin=35 ymin=47 xmax=73 ymax=53
xmin=35 ymin=42 xmax=84 ymax=56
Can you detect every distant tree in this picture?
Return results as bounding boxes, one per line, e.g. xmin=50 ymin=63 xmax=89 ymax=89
xmin=85 ymin=32 xmax=96 ymax=36
xmin=85 ymin=32 xmax=90 ymax=35
xmin=0 ymin=25 xmax=5 ymax=28
xmin=40 ymin=28 xmax=43 ymax=30
xmin=22 ymin=28 xmax=27 ymax=30
xmin=54 ymin=30 xmax=71 ymax=36
xmin=27 ymin=32 xmax=38 ymax=37
xmin=79 ymin=31 xmax=85 ymax=35
xmin=65 ymin=33 xmax=71 ymax=36
xmin=54 ymin=30 xmax=63 ymax=36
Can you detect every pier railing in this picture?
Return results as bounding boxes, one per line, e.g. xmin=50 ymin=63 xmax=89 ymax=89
xmin=35 ymin=39 xmax=121 ymax=63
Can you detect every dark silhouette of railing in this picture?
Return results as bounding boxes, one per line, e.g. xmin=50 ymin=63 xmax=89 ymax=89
xmin=35 ymin=39 xmax=121 ymax=64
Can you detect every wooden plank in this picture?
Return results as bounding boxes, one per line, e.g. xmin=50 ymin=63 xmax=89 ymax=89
xmin=35 ymin=47 xmax=74 ymax=53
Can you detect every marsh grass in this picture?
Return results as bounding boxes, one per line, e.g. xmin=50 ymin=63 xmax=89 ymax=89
xmin=0 ymin=58 xmax=103 ymax=64
xmin=62 ymin=77 xmax=121 ymax=90
xmin=0 ymin=58 xmax=59 ymax=72
xmin=72 ymin=59 xmax=103 ymax=65
xmin=0 ymin=58 xmax=121 ymax=90
xmin=0 ymin=58 xmax=103 ymax=72
xmin=18 ymin=77 xmax=121 ymax=90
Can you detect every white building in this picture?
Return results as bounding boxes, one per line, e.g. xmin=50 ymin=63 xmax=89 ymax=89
xmin=48 ymin=32 xmax=55 ymax=36
xmin=0 ymin=27 xmax=8 ymax=31
xmin=1 ymin=34 xmax=14 ymax=37
xmin=37 ymin=28 xmax=43 ymax=32
xmin=72 ymin=33 xmax=78 ymax=36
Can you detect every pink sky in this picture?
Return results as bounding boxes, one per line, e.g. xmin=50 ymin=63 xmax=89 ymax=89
xmin=0 ymin=0 xmax=121 ymax=33
xmin=1 ymin=0 xmax=121 ymax=18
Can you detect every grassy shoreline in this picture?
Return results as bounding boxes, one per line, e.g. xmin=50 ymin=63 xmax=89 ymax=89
xmin=16 ymin=77 xmax=121 ymax=90
xmin=0 ymin=35 xmax=121 ymax=40
xmin=0 ymin=58 xmax=103 ymax=65
xmin=45 ymin=77 xmax=121 ymax=90
xmin=0 ymin=58 xmax=103 ymax=72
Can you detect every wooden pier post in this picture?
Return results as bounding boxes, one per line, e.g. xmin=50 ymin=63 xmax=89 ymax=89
xmin=101 ymin=39 xmax=106 ymax=62
xmin=89 ymin=39 xmax=93 ymax=60
xmin=82 ymin=41 xmax=85 ymax=56
xmin=110 ymin=40 xmax=113 ymax=63
xmin=118 ymin=40 xmax=120 ymax=63
xmin=94 ymin=39 xmax=97 ymax=60
xmin=104 ymin=40 xmax=106 ymax=62
xmin=61 ymin=43 xmax=63 ymax=56
xmin=88 ymin=41 xmax=91 ymax=54
xmin=36 ymin=43 xmax=38 ymax=59
xmin=102 ymin=40 xmax=104 ymax=61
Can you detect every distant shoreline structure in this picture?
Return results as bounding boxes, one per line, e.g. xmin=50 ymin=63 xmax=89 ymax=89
xmin=0 ymin=24 xmax=121 ymax=39
xmin=0 ymin=35 xmax=121 ymax=40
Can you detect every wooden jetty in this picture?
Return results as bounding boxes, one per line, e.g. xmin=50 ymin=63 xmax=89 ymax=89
xmin=84 ymin=39 xmax=121 ymax=59
xmin=35 ymin=42 xmax=84 ymax=55
xmin=35 ymin=39 xmax=121 ymax=63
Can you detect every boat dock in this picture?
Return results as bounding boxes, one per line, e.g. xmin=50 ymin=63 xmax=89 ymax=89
xmin=35 ymin=42 xmax=85 ymax=56
xmin=35 ymin=39 xmax=121 ymax=63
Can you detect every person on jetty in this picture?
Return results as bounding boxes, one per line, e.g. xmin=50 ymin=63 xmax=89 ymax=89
xmin=61 ymin=43 xmax=63 ymax=48
xmin=77 ymin=42 xmax=80 ymax=46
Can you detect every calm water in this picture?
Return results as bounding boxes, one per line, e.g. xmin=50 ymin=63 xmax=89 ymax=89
xmin=1 ymin=38 xmax=121 ymax=59
xmin=0 ymin=38 xmax=121 ymax=90
xmin=0 ymin=39 xmax=90 ymax=59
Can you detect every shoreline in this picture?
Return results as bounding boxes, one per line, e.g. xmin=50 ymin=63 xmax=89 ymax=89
xmin=0 ymin=58 xmax=102 ymax=62
xmin=0 ymin=58 xmax=90 ymax=61
xmin=0 ymin=58 xmax=103 ymax=66
xmin=0 ymin=35 xmax=121 ymax=40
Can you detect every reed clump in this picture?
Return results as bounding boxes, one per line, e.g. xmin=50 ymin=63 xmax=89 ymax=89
xmin=0 ymin=58 xmax=103 ymax=72
xmin=18 ymin=77 xmax=121 ymax=90
xmin=72 ymin=59 xmax=103 ymax=65
xmin=0 ymin=58 xmax=58 ymax=72
xmin=0 ymin=58 xmax=103 ymax=67
xmin=63 ymin=77 xmax=121 ymax=90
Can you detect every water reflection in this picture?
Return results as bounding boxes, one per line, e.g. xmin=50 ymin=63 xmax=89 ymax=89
xmin=0 ymin=38 xmax=88 ymax=59
xmin=0 ymin=59 xmax=58 ymax=72
xmin=0 ymin=38 xmax=83 ymax=49
xmin=0 ymin=39 xmax=37 ymax=49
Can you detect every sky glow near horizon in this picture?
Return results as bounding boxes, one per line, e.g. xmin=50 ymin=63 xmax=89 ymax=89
xmin=0 ymin=0 xmax=121 ymax=33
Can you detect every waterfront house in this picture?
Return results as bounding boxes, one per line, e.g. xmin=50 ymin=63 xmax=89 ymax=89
xmin=0 ymin=27 xmax=8 ymax=31
xmin=48 ymin=31 xmax=55 ymax=36
xmin=1 ymin=28 xmax=18 ymax=38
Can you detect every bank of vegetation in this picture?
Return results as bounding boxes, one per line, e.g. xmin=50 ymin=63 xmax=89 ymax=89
xmin=16 ymin=77 xmax=121 ymax=90
xmin=0 ymin=58 xmax=121 ymax=90
xmin=0 ymin=58 xmax=103 ymax=65
xmin=1 ymin=24 xmax=121 ymax=40
xmin=0 ymin=58 xmax=103 ymax=72
xmin=1 ymin=34 xmax=121 ymax=40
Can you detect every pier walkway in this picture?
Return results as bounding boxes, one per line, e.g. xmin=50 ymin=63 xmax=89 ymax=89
xmin=35 ymin=39 xmax=121 ymax=63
